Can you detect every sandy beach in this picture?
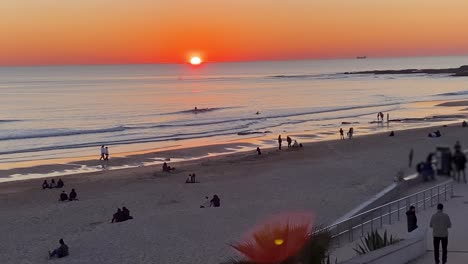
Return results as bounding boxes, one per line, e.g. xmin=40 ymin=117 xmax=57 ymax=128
xmin=0 ymin=121 xmax=467 ymax=263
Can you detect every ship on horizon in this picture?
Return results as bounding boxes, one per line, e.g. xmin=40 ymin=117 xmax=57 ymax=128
xmin=356 ymin=56 xmax=367 ymax=59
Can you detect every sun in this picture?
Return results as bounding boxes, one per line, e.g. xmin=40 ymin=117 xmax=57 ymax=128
xmin=190 ymin=56 xmax=202 ymax=65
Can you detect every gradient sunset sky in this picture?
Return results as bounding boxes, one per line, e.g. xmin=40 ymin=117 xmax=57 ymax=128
xmin=1 ymin=0 xmax=468 ymax=66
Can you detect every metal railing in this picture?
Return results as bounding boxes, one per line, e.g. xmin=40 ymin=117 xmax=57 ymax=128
xmin=320 ymin=180 xmax=454 ymax=247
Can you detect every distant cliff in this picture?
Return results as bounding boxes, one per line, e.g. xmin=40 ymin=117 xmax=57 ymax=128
xmin=345 ymin=65 xmax=468 ymax=76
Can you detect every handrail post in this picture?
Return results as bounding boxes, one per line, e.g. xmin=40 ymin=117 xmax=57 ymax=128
xmin=437 ymin=185 xmax=440 ymax=204
xmin=380 ymin=208 xmax=383 ymax=228
xmin=444 ymin=184 xmax=447 ymax=201
xmin=423 ymin=191 xmax=426 ymax=209
xmin=451 ymin=182 xmax=454 ymax=197
xmin=389 ymin=204 xmax=392 ymax=224
xmin=430 ymin=188 xmax=433 ymax=206
xmin=397 ymin=200 xmax=400 ymax=221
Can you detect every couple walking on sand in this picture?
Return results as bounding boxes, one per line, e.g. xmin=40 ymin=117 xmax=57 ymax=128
xmin=99 ymin=145 xmax=110 ymax=161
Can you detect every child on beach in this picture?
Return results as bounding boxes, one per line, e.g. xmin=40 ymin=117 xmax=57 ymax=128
xmin=339 ymin=128 xmax=344 ymax=140
xmin=256 ymin=147 xmax=262 ymax=155
xmin=278 ymin=135 xmax=282 ymax=150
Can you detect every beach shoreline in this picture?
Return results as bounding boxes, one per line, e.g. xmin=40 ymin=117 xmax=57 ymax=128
xmin=1 ymin=99 xmax=467 ymax=183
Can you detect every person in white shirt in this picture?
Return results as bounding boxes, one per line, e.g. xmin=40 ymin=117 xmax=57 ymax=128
xmin=104 ymin=147 xmax=109 ymax=160
xmin=99 ymin=145 xmax=105 ymax=160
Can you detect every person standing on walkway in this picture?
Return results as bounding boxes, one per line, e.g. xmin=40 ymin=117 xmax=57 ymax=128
xmin=453 ymin=150 xmax=467 ymax=183
xmin=406 ymin=205 xmax=417 ymax=232
xmin=339 ymin=128 xmax=344 ymax=140
xmin=430 ymin=203 xmax=452 ymax=264
xmin=277 ymin=135 xmax=282 ymax=150
xmin=409 ymin=148 xmax=414 ymax=168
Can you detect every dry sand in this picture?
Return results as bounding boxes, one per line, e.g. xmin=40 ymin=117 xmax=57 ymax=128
xmin=1 ymin=124 xmax=467 ymax=264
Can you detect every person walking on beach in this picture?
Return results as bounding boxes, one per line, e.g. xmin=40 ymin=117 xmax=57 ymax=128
xmin=278 ymin=135 xmax=282 ymax=150
xmin=430 ymin=203 xmax=451 ymax=264
xmin=339 ymin=128 xmax=344 ymax=140
xmin=406 ymin=206 xmax=418 ymax=232
xmin=376 ymin=112 xmax=380 ymax=121
xmin=104 ymin=147 xmax=109 ymax=161
xmin=453 ymin=150 xmax=467 ymax=183
xmin=256 ymin=147 xmax=262 ymax=155
xmin=387 ymin=113 xmax=389 ymax=123
xmin=409 ymin=148 xmax=414 ymax=168
xmin=286 ymin=136 xmax=292 ymax=148
xmin=347 ymin=127 xmax=353 ymax=139
xmin=100 ymin=145 xmax=105 ymax=160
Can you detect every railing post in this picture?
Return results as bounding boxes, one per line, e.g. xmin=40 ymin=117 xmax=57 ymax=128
xmin=389 ymin=204 xmax=392 ymax=224
xmin=451 ymin=182 xmax=454 ymax=197
xmin=430 ymin=188 xmax=433 ymax=206
xmin=423 ymin=191 xmax=426 ymax=209
xmin=437 ymin=185 xmax=440 ymax=204
xmin=397 ymin=200 xmax=400 ymax=221
xmin=380 ymin=208 xmax=383 ymax=228
xmin=445 ymin=184 xmax=447 ymax=201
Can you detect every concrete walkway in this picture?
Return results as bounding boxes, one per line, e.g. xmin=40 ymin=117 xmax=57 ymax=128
xmin=409 ymin=181 xmax=468 ymax=264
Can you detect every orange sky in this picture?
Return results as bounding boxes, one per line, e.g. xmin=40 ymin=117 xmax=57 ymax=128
xmin=1 ymin=0 xmax=468 ymax=66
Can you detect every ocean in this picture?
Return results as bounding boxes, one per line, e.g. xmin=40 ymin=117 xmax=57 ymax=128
xmin=1 ymin=56 xmax=468 ymax=178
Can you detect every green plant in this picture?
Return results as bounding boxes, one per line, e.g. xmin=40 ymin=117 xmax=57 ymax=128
xmin=353 ymin=230 xmax=401 ymax=255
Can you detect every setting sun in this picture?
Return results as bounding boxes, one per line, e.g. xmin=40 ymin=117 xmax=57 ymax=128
xmin=190 ymin=56 xmax=202 ymax=65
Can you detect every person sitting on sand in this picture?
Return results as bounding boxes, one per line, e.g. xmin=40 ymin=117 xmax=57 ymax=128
xmin=59 ymin=191 xmax=68 ymax=202
xmin=256 ymin=147 xmax=262 ymax=155
xmin=463 ymin=120 xmax=467 ymax=127
xmin=162 ymin=162 xmax=175 ymax=172
xmin=122 ymin=206 xmax=133 ymax=221
xmin=210 ymin=195 xmax=221 ymax=207
xmin=42 ymin=180 xmax=49 ymax=189
xmin=428 ymin=130 xmax=442 ymax=138
xmin=292 ymin=140 xmax=300 ymax=148
xmin=200 ymin=196 xmax=210 ymax=208
xmin=49 ymin=179 xmax=56 ymax=188
xmin=69 ymin=189 xmax=78 ymax=201
xmin=286 ymin=136 xmax=292 ymax=148
xmin=111 ymin=208 xmax=124 ymax=223
xmin=389 ymin=131 xmax=395 ymax=137
xmin=56 ymin=178 xmax=64 ymax=188
xmin=49 ymin=239 xmax=69 ymax=259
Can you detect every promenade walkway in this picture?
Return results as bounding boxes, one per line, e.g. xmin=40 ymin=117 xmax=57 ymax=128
xmin=409 ymin=181 xmax=468 ymax=264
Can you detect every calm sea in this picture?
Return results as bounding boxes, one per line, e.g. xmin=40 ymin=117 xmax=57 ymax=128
xmin=1 ymin=56 xmax=468 ymax=173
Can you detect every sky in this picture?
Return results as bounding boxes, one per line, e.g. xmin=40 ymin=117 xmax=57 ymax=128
xmin=1 ymin=0 xmax=468 ymax=66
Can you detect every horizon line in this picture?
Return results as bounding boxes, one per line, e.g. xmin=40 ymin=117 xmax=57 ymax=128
xmin=1 ymin=53 xmax=468 ymax=68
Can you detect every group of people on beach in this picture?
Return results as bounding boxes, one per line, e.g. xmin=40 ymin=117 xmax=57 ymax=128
xmin=186 ymin=173 xmax=197 ymax=183
xmin=277 ymin=135 xmax=302 ymax=150
xmin=59 ymin=189 xmax=78 ymax=201
xmin=415 ymin=140 xmax=467 ymax=183
xmin=42 ymin=178 xmax=65 ymax=189
xmin=376 ymin=112 xmax=389 ymax=122
xmin=200 ymin=195 xmax=221 ymax=208
xmin=162 ymin=162 xmax=175 ymax=172
xmin=339 ymin=127 xmax=354 ymax=140
xmin=99 ymin=145 xmax=110 ymax=161
xmin=111 ymin=207 xmax=133 ymax=223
